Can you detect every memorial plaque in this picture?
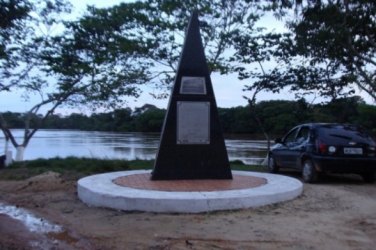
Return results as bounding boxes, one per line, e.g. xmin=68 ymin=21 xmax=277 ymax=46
xmin=180 ymin=76 xmax=206 ymax=94
xmin=177 ymin=101 xmax=210 ymax=144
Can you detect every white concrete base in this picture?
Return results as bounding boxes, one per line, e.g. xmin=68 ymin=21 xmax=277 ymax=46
xmin=77 ymin=170 xmax=303 ymax=213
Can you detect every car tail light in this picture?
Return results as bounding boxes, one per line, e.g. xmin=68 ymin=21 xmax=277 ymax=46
xmin=317 ymin=140 xmax=328 ymax=154
xmin=316 ymin=140 xmax=336 ymax=154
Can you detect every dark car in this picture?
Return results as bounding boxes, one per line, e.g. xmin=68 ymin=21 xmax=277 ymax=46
xmin=268 ymin=123 xmax=376 ymax=183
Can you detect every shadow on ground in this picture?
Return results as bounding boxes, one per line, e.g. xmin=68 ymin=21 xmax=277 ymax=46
xmin=276 ymin=169 xmax=368 ymax=185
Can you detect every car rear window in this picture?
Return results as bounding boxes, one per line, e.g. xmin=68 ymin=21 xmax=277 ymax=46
xmin=317 ymin=125 xmax=374 ymax=144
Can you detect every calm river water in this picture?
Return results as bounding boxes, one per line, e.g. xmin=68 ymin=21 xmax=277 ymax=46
xmin=0 ymin=130 xmax=268 ymax=165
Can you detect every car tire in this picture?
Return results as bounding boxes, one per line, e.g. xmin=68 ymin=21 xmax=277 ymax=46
xmin=302 ymin=159 xmax=318 ymax=183
xmin=361 ymin=173 xmax=375 ymax=183
xmin=267 ymin=154 xmax=279 ymax=173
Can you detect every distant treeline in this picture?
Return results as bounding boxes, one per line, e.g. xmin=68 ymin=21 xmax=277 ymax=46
xmin=3 ymin=97 xmax=376 ymax=136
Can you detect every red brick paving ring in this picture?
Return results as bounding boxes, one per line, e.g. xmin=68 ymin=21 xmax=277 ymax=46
xmin=113 ymin=173 xmax=267 ymax=192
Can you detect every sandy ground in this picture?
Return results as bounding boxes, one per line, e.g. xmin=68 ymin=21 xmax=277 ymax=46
xmin=0 ymin=170 xmax=375 ymax=250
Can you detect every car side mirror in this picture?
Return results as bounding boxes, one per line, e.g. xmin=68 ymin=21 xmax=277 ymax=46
xmin=275 ymin=138 xmax=282 ymax=144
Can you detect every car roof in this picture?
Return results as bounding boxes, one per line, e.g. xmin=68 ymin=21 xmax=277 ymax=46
xmin=297 ymin=123 xmax=359 ymax=128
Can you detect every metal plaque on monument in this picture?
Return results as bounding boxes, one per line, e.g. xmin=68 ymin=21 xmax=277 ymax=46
xmin=151 ymin=12 xmax=232 ymax=180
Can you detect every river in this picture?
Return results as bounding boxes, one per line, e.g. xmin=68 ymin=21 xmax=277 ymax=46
xmin=0 ymin=130 xmax=268 ymax=165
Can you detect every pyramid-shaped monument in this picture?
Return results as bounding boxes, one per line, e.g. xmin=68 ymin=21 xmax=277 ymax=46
xmin=151 ymin=12 xmax=232 ymax=180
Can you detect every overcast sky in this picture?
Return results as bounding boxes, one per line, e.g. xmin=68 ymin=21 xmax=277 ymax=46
xmin=0 ymin=0 xmax=372 ymax=115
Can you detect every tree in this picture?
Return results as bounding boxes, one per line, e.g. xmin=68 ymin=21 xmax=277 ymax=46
xmin=133 ymin=105 xmax=165 ymax=132
xmin=356 ymin=103 xmax=376 ymax=135
xmin=267 ymin=0 xmax=376 ymax=101
xmin=113 ymin=108 xmax=133 ymax=131
xmin=231 ymin=29 xmax=292 ymax=150
xmin=230 ymin=1 xmax=375 ymax=151
xmin=323 ymin=96 xmax=363 ymax=123
xmin=0 ymin=0 xmax=30 ymax=154
xmin=0 ymin=0 xmax=149 ymax=161
xmin=297 ymin=0 xmax=375 ymax=100
xmin=0 ymin=0 xmax=30 ymax=77
xmin=78 ymin=0 xmax=265 ymax=97
xmin=0 ymin=0 xmax=73 ymax=160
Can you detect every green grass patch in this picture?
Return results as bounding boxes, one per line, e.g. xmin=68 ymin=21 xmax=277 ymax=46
xmin=1 ymin=157 xmax=130 ymax=180
xmin=230 ymin=160 xmax=266 ymax=172
xmin=0 ymin=158 xmax=266 ymax=181
xmin=127 ymin=159 xmax=154 ymax=170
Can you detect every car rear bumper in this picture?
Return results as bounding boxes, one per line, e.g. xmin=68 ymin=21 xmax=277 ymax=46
xmin=311 ymin=156 xmax=376 ymax=173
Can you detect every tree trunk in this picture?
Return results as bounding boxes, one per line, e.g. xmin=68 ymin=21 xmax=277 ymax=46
xmin=3 ymin=138 xmax=13 ymax=166
xmin=15 ymin=146 xmax=25 ymax=162
xmin=4 ymin=138 xmax=9 ymax=154
xmin=5 ymin=150 xmax=13 ymax=166
xmin=248 ymin=102 xmax=271 ymax=166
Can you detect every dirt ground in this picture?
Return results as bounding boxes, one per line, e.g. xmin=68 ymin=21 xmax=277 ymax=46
xmin=0 ymin=170 xmax=375 ymax=250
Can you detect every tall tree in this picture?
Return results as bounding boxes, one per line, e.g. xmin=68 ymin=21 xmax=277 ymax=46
xmin=294 ymin=0 xmax=375 ymax=101
xmin=0 ymin=0 xmax=31 ymax=91
xmin=0 ymin=0 xmax=73 ymax=160
xmin=231 ymin=28 xmax=293 ymax=150
xmin=265 ymin=0 xmax=376 ymax=101
xmin=0 ymin=0 xmax=149 ymax=161
xmin=231 ymin=0 xmax=375 ymax=151
xmin=79 ymin=0 xmax=264 ymax=97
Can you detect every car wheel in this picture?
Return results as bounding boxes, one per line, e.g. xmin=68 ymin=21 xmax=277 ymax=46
xmin=361 ymin=173 xmax=375 ymax=183
xmin=267 ymin=154 xmax=279 ymax=173
xmin=302 ymin=159 xmax=318 ymax=183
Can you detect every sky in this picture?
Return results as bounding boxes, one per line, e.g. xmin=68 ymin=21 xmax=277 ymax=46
xmin=66 ymin=0 xmax=292 ymax=110
xmin=0 ymin=0 xmax=373 ymax=115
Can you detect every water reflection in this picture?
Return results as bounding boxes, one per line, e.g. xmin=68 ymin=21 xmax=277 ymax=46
xmin=0 ymin=202 xmax=62 ymax=233
xmin=0 ymin=130 xmax=268 ymax=165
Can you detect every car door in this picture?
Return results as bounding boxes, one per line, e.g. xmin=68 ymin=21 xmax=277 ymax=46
xmin=288 ymin=126 xmax=310 ymax=169
xmin=273 ymin=126 xmax=310 ymax=168
xmin=273 ymin=127 xmax=299 ymax=167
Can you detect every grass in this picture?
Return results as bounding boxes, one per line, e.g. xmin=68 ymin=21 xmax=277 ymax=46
xmin=0 ymin=157 xmax=130 ymax=180
xmin=0 ymin=157 xmax=266 ymax=181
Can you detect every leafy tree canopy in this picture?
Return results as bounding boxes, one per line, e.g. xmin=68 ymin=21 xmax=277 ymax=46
xmin=255 ymin=0 xmax=376 ymax=101
xmin=0 ymin=0 xmax=30 ymax=61
xmin=67 ymin=0 xmax=266 ymax=98
xmin=292 ymin=0 xmax=376 ymax=100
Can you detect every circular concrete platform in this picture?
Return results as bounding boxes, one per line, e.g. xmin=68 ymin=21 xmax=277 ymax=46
xmin=77 ymin=170 xmax=303 ymax=213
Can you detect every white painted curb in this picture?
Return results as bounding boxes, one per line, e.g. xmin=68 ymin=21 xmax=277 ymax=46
xmin=77 ymin=170 xmax=303 ymax=213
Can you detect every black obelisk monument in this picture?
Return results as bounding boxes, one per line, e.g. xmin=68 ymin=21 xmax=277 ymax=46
xmin=151 ymin=12 xmax=232 ymax=180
